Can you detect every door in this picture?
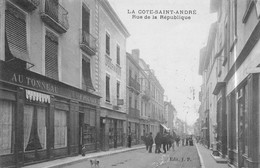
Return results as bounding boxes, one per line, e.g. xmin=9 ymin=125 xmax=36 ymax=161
xmin=114 ymin=120 xmax=117 ymax=148
xmin=79 ymin=113 xmax=84 ymax=154
xmin=237 ymin=84 xmax=248 ymax=168
xmin=23 ymin=105 xmax=47 ymax=163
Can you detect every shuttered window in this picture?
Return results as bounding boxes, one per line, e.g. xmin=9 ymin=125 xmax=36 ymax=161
xmin=5 ymin=3 xmax=28 ymax=61
xmin=116 ymin=45 xmax=120 ymax=65
xmin=106 ymin=33 xmax=110 ymax=55
xmin=45 ymin=31 xmax=58 ymax=80
xmin=106 ymin=75 xmax=110 ymax=102
xmin=82 ymin=56 xmax=94 ymax=90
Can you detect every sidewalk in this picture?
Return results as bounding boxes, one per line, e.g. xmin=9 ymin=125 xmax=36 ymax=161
xmin=195 ymin=143 xmax=229 ymax=168
xmin=22 ymin=145 xmax=146 ymax=168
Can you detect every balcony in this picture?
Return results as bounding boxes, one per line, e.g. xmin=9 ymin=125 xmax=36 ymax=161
xmin=80 ymin=30 xmax=97 ymax=56
xmin=142 ymin=88 xmax=151 ymax=101
xmin=40 ymin=0 xmax=69 ymax=34
xmin=13 ymin=0 xmax=40 ymax=12
xmin=129 ymin=77 xmax=140 ymax=93
xmin=129 ymin=107 xmax=140 ymax=118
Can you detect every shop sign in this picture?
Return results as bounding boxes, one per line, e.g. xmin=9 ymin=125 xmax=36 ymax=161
xmin=1 ymin=70 xmax=99 ymax=105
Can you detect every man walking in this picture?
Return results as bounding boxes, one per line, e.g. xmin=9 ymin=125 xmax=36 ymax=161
xmin=147 ymin=132 xmax=154 ymax=153
xmin=154 ymin=132 xmax=162 ymax=153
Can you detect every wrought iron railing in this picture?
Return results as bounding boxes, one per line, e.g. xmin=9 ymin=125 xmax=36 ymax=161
xmin=80 ymin=30 xmax=97 ymax=54
xmin=129 ymin=77 xmax=140 ymax=92
xmin=44 ymin=0 xmax=69 ymax=30
xmin=14 ymin=0 xmax=40 ymax=12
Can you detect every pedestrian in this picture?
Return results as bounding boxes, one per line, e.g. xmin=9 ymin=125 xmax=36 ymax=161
xmin=127 ymin=133 xmax=132 ymax=148
xmin=175 ymin=136 xmax=180 ymax=147
xmin=186 ymin=136 xmax=189 ymax=146
xmin=147 ymin=132 xmax=154 ymax=153
xmin=162 ymin=133 xmax=167 ymax=153
xmin=144 ymin=133 xmax=149 ymax=150
xmin=154 ymin=132 xmax=162 ymax=153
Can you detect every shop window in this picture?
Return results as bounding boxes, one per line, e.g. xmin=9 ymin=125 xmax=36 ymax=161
xmin=24 ymin=105 xmax=46 ymax=151
xmin=0 ymin=100 xmax=14 ymax=155
xmin=45 ymin=30 xmax=59 ymax=80
xmin=82 ymin=108 xmax=96 ymax=145
xmin=117 ymin=120 xmax=123 ymax=146
xmin=54 ymin=109 xmax=67 ymax=148
xmin=108 ymin=119 xmax=114 ymax=146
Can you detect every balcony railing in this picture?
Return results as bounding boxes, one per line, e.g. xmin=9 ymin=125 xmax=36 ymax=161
xmin=13 ymin=0 xmax=40 ymax=12
xmin=129 ymin=77 xmax=140 ymax=92
xmin=80 ymin=30 xmax=97 ymax=56
xmin=129 ymin=107 xmax=140 ymax=118
xmin=40 ymin=0 xmax=69 ymax=34
xmin=142 ymin=88 xmax=151 ymax=101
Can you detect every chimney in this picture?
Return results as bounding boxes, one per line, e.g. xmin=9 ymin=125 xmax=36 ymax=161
xmin=132 ymin=49 xmax=140 ymax=61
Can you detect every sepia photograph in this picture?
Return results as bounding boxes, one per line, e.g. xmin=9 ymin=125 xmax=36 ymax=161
xmin=0 ymin=0 xmax=259 ymax=168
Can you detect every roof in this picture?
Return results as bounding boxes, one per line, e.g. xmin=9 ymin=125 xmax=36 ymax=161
xmin=99 ymin=0 xmax=130 ymax=38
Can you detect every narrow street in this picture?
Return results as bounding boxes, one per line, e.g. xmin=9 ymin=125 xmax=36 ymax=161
xmin=63 ymin=145 xmax=200 ymax=168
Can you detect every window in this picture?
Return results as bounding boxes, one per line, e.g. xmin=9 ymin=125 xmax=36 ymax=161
xmin=229 ymin=0 xmax=236 ymax=51
xmin=108 ymin=119 xmax=114 ymax=147
xmin=82 ymin=56 xmax=94 ymax=90
xmin=106 ymin=75 xmax=110 ymax=102
xmin=129 ymin=96 xmax=132 ymax=108
xmin=45 ymin=30 xmax=58 ymax=80
xmin=116 ymin=45 xmax=120 ymax=65
xmin=5 ymin=3 xmax=28 ymax=67
xmin=54 ymin=109 xmax=67 ymax=148
xmin=106 ymin=33 xmax=110 ymax=55
xmin=0 ymin=100 xmax=14 ymax=155
xmin=117 ymin=120 xmax=123 ymax=146
xmin=117 ymin=81 xmax=120 ymax=99
xmin=82 ymin=4 xmax=90 ymax=33
xmin=83 ymin=109 xmax=96 ymax=145
xmin=243 ymin=0 xmax=254 ymax=23
xmin=24 ymin=105 xmax=47 ymax=151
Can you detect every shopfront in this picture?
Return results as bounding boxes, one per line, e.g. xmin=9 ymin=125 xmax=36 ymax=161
xmin=0 ymin=61 xmax=100 ymax=167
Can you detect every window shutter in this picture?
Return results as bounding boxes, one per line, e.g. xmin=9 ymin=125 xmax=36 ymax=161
xmin=5 ymin=3 xmax=28 ymax=61
xmin=82 ymin=57 xmax=94 ymax=90
xmin=45 ymin=31 xmax=58 ymax=80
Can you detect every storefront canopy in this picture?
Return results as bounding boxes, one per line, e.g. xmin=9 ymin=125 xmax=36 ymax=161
xmin=160 ymin=124 xmax=170 ymax=131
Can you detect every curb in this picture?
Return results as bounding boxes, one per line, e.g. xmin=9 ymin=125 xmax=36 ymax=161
xmin=210 ymin=153 xmax=228 ymax=164
xmin=195 ymin=144 xmax=205 ymax=168
xmin=41 ymin=146 xmax=146 ymax=168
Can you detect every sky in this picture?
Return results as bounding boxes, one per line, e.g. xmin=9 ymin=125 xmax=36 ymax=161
xmin=108 ymin=0 xmax=216 ymax=125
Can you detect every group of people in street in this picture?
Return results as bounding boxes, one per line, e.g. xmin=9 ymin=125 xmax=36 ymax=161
xmin=141 ymin=132 xmax=194 ymax=154
xmin=128 ymin=131 xmax=195 ymax=154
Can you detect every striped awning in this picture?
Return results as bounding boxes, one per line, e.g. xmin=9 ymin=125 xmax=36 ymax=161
xmin=26 ymin=90 xmax=50 ymax=103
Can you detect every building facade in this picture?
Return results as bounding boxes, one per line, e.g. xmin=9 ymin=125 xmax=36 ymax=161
xmin=199 ymin=0 xmax=260 ymax=167
xmin=126 ymin=49 xmax=141 ymax=145
xmin=148 ymin=69 xmax=165 ymax=137
xmin=0 ymin=0 xmax=101 ymax=167
xmin=164 ymin=101 xmax=177 ymax=132
xmin=139 ymin=58 xmax=151 ymax=139
xmin=98 ymin=0 xmax=130 ymax=151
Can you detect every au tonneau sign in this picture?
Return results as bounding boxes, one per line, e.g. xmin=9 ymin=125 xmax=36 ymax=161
xmin=0 ymin=66 xmax=100 ymax=105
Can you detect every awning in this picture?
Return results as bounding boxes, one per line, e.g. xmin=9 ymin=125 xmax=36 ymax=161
xmin=160 ymin=124 xmax=170 ymax=131
xmin=212 ymin=82 xmax=226 ymax=95
xmin=5 ymin=32 xmax=34 ymax=69
xmin=26 ymin=90 xmax=50 ymax=103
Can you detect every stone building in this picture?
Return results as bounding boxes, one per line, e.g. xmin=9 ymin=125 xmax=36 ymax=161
xmin=199 ymin=0 xmax=260 ymax=167
xmin=0 ymin=0 xmax=101 ymax=167
xmin=98 ymin=0 xmax=130 ymax=150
